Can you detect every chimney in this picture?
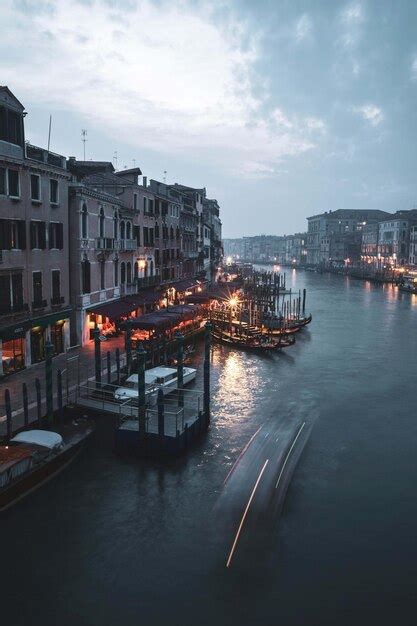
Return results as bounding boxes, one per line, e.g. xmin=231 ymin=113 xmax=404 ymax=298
xmin=143 ymin=176 xmax=147 ymax=188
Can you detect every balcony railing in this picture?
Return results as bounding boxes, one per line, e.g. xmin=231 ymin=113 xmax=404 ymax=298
xmin=0 ymin=303 xmax=29 ymax=317
xmin=136 ymin=275 xmax=160 ymax=288
xmin=51 ymin=295 xmax=65 ymax=306
xmin=32 ymin=299 xmax=48 ymax=310
xmin=96 ymin=237 xmax=116 ymax=250
xmin=118 ymin=239 xmax=137 ymax=251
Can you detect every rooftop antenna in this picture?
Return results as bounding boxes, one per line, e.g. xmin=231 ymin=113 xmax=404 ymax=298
xmin=113 ymin=150 xmax=118 ymax=170
xmin=132 ymin=158 xmax=136 ymax=168
xmin=163 ymin=170 xmax=167 ymax=183
xmin=81 ymin=129 xmax=87 ymax=160
xmin=47 ymin=115 xmax=52 ymax=153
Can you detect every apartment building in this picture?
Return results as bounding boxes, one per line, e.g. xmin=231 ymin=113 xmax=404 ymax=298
xmin=0 ymin=87 xmax=71 ymax=376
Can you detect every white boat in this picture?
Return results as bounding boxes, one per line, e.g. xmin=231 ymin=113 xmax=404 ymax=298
xmin=114 ymin=366 xmax=197 ymax=405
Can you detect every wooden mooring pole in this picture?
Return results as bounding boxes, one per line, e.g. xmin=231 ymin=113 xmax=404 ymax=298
xmin=137 ymin=342 xmax=147 ymax=443
xmin=4 ymin=389 xmax=12 ymax=441
xmin=22 ymin=382 xmax=29 ymax=429
xmin=45 ymin=341 xmax=54 ymax=423
xmin=204 ymin=322 xmax=212 ymax=427
xmin=175 ymin=331 xmax=184 ymax=408
xmin=93 ymin=326 xmax=101 ymax=388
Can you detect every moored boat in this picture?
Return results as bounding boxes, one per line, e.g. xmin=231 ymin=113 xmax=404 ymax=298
xmin=114 ymin=365 xmax=197 ymax=405
xmin=0 ymin=420 xmax=94 ymax=511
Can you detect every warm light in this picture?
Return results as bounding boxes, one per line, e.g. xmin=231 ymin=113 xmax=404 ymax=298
xmin=197 ymin=286 xmax=202 ymax=292
xmin=226 ymin=256 xmax=232 ymax=265
xmin=228 ymin=297 xmax=239 ymax=308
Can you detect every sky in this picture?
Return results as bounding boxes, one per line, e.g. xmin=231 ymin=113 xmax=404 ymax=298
xmin=1 ymin=0 xmax=417 ymax=237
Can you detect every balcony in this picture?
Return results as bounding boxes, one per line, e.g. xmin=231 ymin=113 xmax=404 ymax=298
xmin=32 ymin=299 xmax=48 ymax=310
xmin=136 ymin=275 xmax=160 ymax=289
xmin=51 ymin=295 xmax=65 ymax=307
xmin=96 ymin=237 xmax=116 ymax=250
xmin=0 ymin=303 xmax=29 ymax=318
xmin=118 ymin=239 xmax=137 ymax=251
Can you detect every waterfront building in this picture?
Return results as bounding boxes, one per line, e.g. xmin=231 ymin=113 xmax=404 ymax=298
xmin=203 ymin=197 xmax=222 ymax=277
xmin=377 ymin=211 xmax=417 ymax=268
xmin=306 ymin=209 xmax=391 ymax=266
xmin=222 ymin=238 xmax=245 ymax=260
xmin=409 ymin=225 xmax=417 ymax=267
xmin=148 ymin=179 xmax=182 ymax=285
xmin=67 ymin=162 xmax=135 ymax=346
xmin=0 ymin=87 xmax=71 ymax=376
xmin=283 ymin=233 xmax=307 ymax=265
xmin=171 ymin=184 xmax=205 ymax=277
xmin=361 ymin=223 xmax=380 ymax=267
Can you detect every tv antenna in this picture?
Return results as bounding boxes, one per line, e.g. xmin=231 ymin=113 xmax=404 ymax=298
xmin=163 ymin=170 xmax=167 ymax=183
xmin=132 ymin=158 xmax=136 ymax=168
xmin=81 ymin=129 xmax=87 ymax=160
xmin=113 ymin=151 xmax=118 ymax=169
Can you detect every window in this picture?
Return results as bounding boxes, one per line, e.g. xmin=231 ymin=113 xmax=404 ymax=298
xmin=99 ymin=207 xmax=105 ymax=238
xmin=133 ymin=225 xmax=140 ymax=245
xmin=155 ymin=222 xmax=160 ymax=238
xmin=0 ymin=167 xmax=5 ymax=195
xmin=81 ymin=258 xmax=91 ymax=294
xmin=121 ymin=262 xmax=126 ymax=284
xmin=51 ymin=270 xmax=61 ymax=301
xmin=176 ymin=226 xmax=180 ymax=240
xmin=134 ymin=261 xmax=138 ymax=280
xmin=81 ymin=203 xmax=88 ymax=238
xmin=32 ymin=271 xmax=43 ymax=305
xmin=114 ymin=259 xmax=119 ymax=286
xmin=49 ymin=222 xmax=64 ymax=249
xmin=170 ymin=226 xmax=174 ymax=240
xmin=30 ymin=221 xmax=46 ymax=249
xmin=133 ymin=193 xmax=138 ymax=211
xmin=143 ymin=227 xmax=149 ymax=245
xmin=50 ymin=179 xmax=59 ymax=204
xmin=113 ymin=211 xmax=119 ymax=238
xmin=100 ymin=260 xmax=105 ymax=290
xmin=0 ymin=106 xmax=23 ymax=147
xmin=0 ymin=219 xmax=26 ymax=250
xmin=127 ymin=262 xmax=132 ymax=284
xmin=143 ymin=197 xmax=147 ymax=213
xmin=7 ymin=169 xmax=19 ymax=197
xmin=126 ymin=222 xmax=131 ymax=239
xmin=120 ymin=220 xmax=125 ymax=240
xmin=148 ymin=199 xmax=154 ymax=214
xmin=30 ymin=174 xmax=41 ymax=202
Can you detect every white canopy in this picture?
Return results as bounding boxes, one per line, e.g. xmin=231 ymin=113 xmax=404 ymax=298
xmin=11 ymin=430 xmax=63 ymax=450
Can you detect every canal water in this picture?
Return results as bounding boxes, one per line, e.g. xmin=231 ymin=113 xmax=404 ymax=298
xmin=3 ymin=271 xmax=417 ymax=626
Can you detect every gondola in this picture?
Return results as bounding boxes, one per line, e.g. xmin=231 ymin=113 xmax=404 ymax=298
xmin=211 ymin=329 xmax=294 ymax=352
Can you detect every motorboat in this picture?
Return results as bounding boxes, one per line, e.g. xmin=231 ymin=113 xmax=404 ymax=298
xmin=114 ymin=366 xmax=197 ymax=405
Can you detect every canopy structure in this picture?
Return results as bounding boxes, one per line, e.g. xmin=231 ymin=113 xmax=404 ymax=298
xmin=11 ymin=430 xmax=64 ymax=450
xmin=87 ymin=299 xmax=138 ymax=320
xmin=125 ymin=290 xmax=161 ymax=307
xmin=127 ymin=312 xmax=181 ymax=331
xmin=163 ymin=304 xmax=201 ymax=321
xmin=168 ymin=279 xmax=200 ymax=292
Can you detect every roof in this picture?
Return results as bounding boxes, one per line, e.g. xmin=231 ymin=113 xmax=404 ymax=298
xmin=0 ymin=86 xmax=25 ymax=111
xmin=115 ymin=167 xmax=143 ymax=177
xmin=11 ymin=430 xmax=63 ymax=450
xmin=87 ymin=298 xmax=139 ymax=319
xmin=307 ymin=209 xmax=392 ymax=221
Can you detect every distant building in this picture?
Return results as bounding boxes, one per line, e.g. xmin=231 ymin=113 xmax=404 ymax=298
xmin=306 ymin=209 xmax=391 ymax=266
xmin=377 ymin=210 xmax=417 ymax=267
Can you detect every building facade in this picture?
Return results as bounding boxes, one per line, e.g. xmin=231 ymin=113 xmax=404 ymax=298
xmin=0 ymin=87 xmax=71 ymax=376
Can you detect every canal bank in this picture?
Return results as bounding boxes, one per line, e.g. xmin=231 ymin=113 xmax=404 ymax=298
xmin=2 ymin=270 xmax=417 ymax=626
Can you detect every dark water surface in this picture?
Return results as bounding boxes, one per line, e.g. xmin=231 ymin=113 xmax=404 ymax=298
xmin=3 ymin=271 xmax=417 ymax=626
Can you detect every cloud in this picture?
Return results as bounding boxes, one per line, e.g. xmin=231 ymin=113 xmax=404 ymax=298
xmin=353 ymin=104 xmax=384 ymax=127
xmin=411 ymin=55 xmax=417 ymax=80
xmin=0 ymin=0 xmax=324 ymax=178
xmin=295 ymin=14 xmax=313 ymax=43
xmin=339 ymin=2 xmax=364 ymax=48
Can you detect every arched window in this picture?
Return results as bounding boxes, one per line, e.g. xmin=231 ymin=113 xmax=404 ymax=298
xmin=114 ymin=259 xmax=119 ymax=287
xmin=99 ymin=206 xmax=105 ymax=238
xmin=176 ymin=226 xmax=180 ymax=240
xmin=170 ymin=226 xmax=174 ymax=240
xmin=120 ymin=220 xmax=125 ymax=240
xmin=120 ymin=262 xmax=126 ymax=284
xmin=155 ymin=222 xmax=160 ymax=238
xmin=144 ymin=262 xmax=148 ymax=278
xmin=81 ymin=203 xmax=88 ymax=239
xmin=113 ymin=210 xmax=119 ymax=239
xmin=150 ymin=260 xmax=154 ymax=276
xmin=127 ymin=262 xmax=132 ymax=284
xmin=81 ymin=258 xmax=90 ymax=294
xmin=134 ymin=261 xmax=138 ymax=280
xmin=126 ymin=222 xmax=131 ymax=239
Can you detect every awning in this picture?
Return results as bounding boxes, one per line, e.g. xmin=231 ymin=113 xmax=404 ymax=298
xmin=31 ymin=308 xmax=72 ymax=329
xmin=127 ymin=312 xmax=180 ymax=331
xmin=87 ymin=299 xmax=137 ymax=320
xmin=125 ymin=290 xmax=161 ymax=306
xmin=163 ymin=304 xmax=201 ymax=320
xmin=165 ymin=278 xmax=200 ymax=292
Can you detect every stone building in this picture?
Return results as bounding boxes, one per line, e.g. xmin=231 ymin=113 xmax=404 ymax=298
xmin=148 ymin=179 xmax=182 ymax=285
xmin=0 ymin=86 xmax=71 ymax=376
xmin=67 ymin=160 xmax=136 ymax=346
xmin=203 ymin=197 xmax=222 ymax=277
xmin=377 ymin=211 xmax=417 ymax=267
xmin=306 ymin=209 xmax=391 ymax=266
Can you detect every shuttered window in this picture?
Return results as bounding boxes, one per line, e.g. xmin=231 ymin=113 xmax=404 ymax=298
xmin=30 ymin=221 xmax=46 ymax=249
xmin=49 ymin=222 xmax=64 ymax=249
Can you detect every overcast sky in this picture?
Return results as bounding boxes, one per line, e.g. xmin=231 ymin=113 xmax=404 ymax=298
xmin=1 ymin=0 xmax=416 ymax=237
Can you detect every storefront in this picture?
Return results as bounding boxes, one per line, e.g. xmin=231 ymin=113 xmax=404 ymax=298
xmin=30 ymin=309 xmax=72 ymax=363
xmin=0 ymin=321 xmax=31 ymax=377
xmin=51 ymin=320 xmax=65 ymax=355
xmin=30 ymin=326 xmax=46 ymax=364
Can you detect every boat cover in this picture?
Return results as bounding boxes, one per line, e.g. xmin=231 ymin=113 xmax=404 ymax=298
xmin=11 ymin=430 xmax=64 ymax=450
